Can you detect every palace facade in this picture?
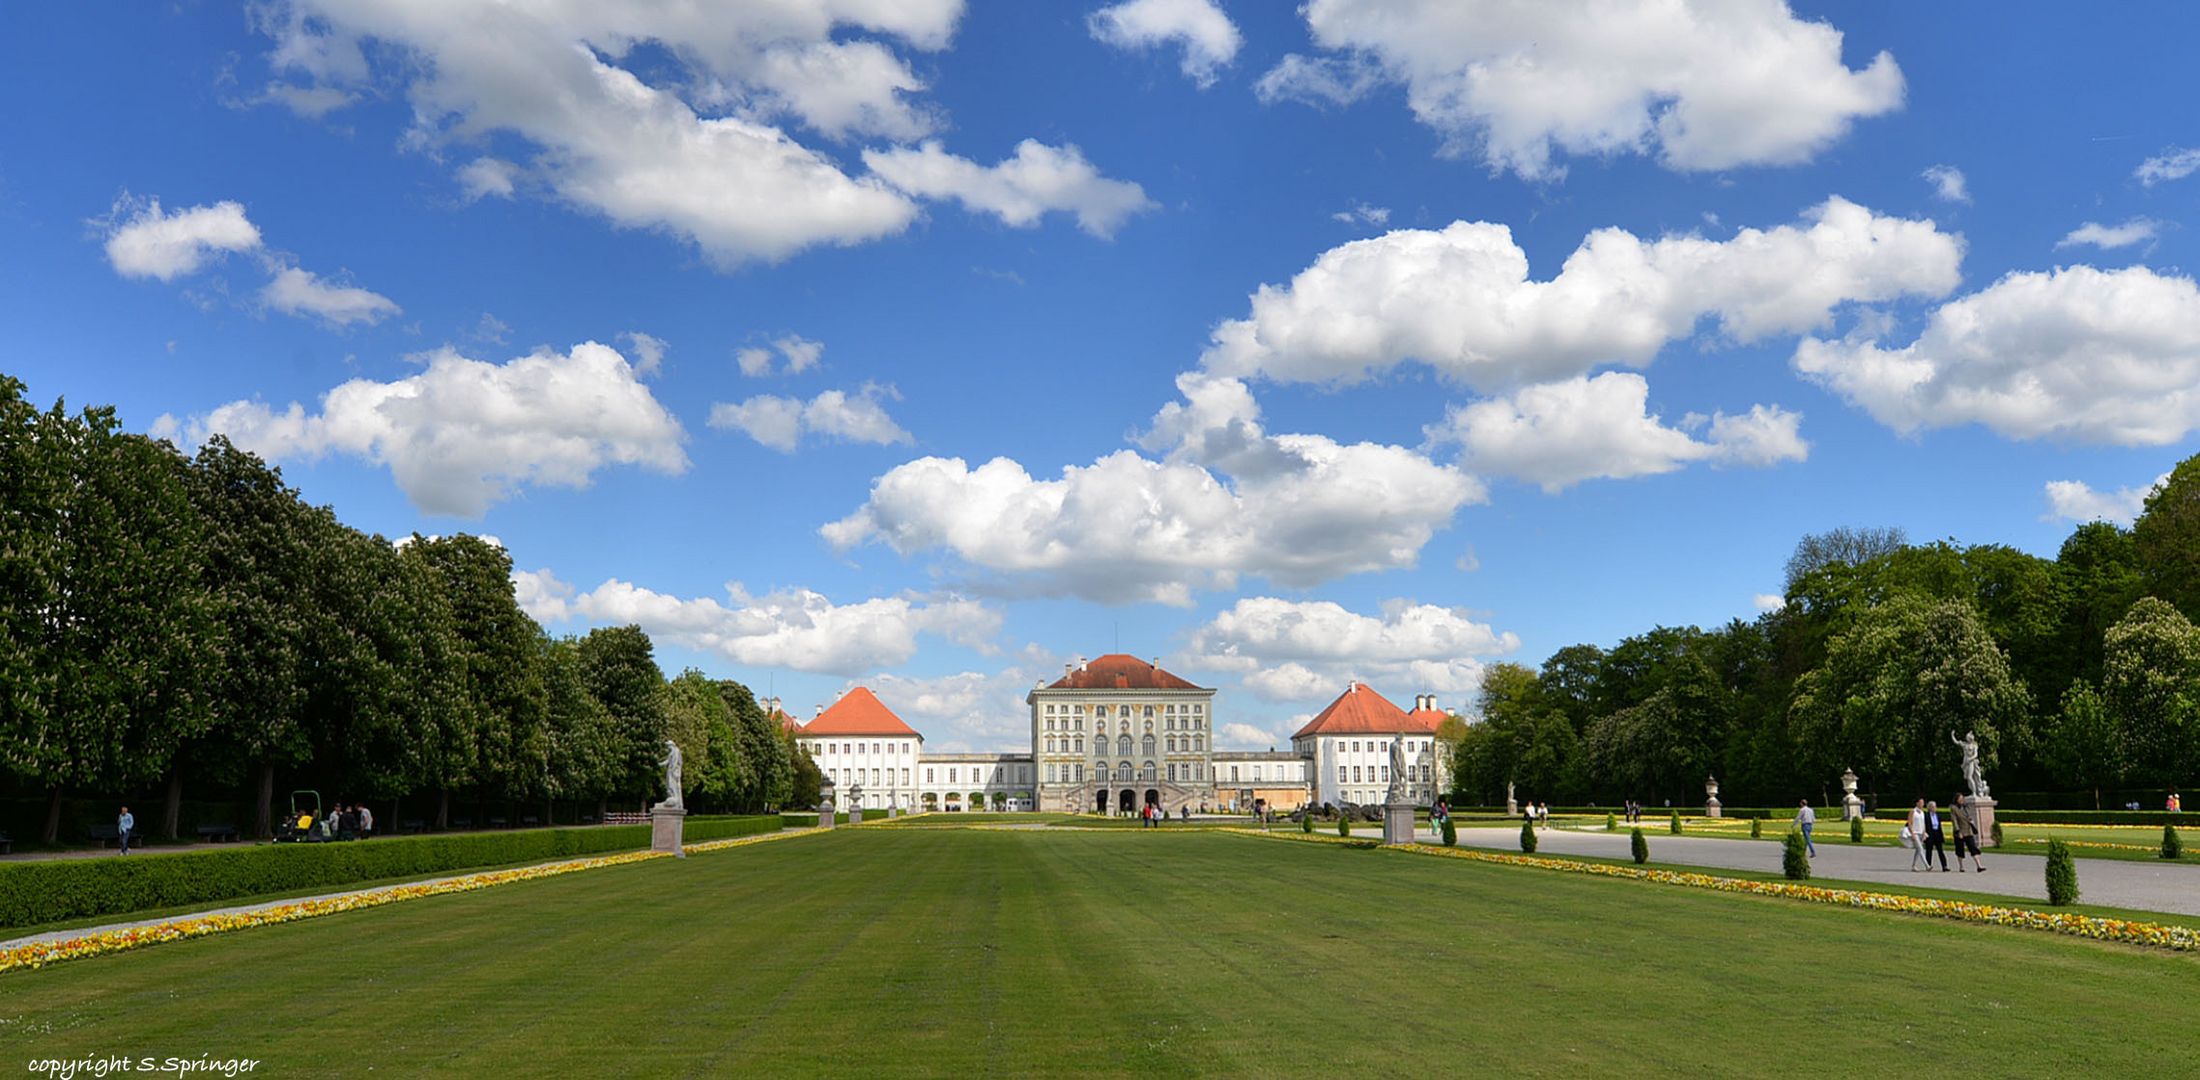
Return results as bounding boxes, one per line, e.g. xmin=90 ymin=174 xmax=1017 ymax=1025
xmin=793 ymin=653 xmax=1450 ymax=815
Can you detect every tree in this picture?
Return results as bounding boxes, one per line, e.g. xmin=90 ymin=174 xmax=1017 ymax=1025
xmin=543 ymin=635 xmax=621 ymax=815
xmin=1470 ymin=663 xmax=1578 ymax=800
xmin=1789 ymin=596 xmax=2030 ymax=799
xmin=407 ymin=535 xmax=549 ymax=811
xmin=575 ymin=625 xmax=667 ymax=804
xmin=2056 ymin=521 xmax=2148 ymax=689
xmin=2100 ymin=597 xmax=2200 ymax=786
xmin=2 ymin=397 xmax=219 ymax=842
xmin=2134 ymin=454 xmax=2200 ymax=621
xmin=2041 ymin=680 xmax=2125 ymax=810
xmin=185 ymin=437 xmax=320 ymax=839
xmin=661 ymin=670 xmax=730 ymax=807
xmin=786 ymin=733 xmax=822 ymax=810
xmin=1783 ymin=526 xmax=1907 ymax=592
xmin=716 ymin=680 xmax=795 ymax=811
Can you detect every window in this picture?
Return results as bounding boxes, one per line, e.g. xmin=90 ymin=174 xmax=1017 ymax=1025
xmin=1075 ymin=764 xmax=1084 ymax=781
xmin=925 ymin=768 xmax=934 ymax=783
xmin=1076 ymin=737 xmax=1084 ymax=752
xmin=1046 ymin=704 xmax=1055 ymax=714
xmin=1142 ymin=735 xmax=1155 ymax=757
xmin=1230 ymin=766 xmax=1240 ymax=781
xmin=1046 ymin=764 xmax=1056 ymax=783
xmin=1353 ymin=767 xmax=1362 ymax=783
xmin=872 ymin=769 xmax=881 ymax=786
xmin=949 ymin=768 xmax=958 ymax=783
xmin=1380 ymin=766 xmax=1389 ymax=782
xmin=1167 ymin=764 xmax=1176 ymax=781
xmin=1046 ymin=718 xmax=1055 ymax=732
xmin=1118 ymin=735 xmax=1132 ymax=757
xmin=1119 ymin=706 xmax=1131 ymax=718
xmin=1166 ymin=737 xmax=1176 ymax=753
xmin=901 ymin=769 xmax=910 ymax=785
xmin=1192 ymin=704 xmax=1202 ymax=714
xmin=1337 ymin=766 xmax=1346 ymax=783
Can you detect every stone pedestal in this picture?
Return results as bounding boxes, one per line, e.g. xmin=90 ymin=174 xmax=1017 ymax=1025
xmin=1705 ymin=775 xmax=1722 ymax=817
xmin=650 ymin=805 xmax=686 ymax=858
xmin=817 ymin=804 xmax=834 ymax=829
xmin=1505 ymin=797 xmax=1518 ymax=817
xmin=1971 ymin=797 xmax=1997 ymax=848
xmin=1383 ymin=801 xmax=1417 ymax=846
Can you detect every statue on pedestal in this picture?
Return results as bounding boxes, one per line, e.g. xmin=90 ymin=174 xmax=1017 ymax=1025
xmin=1952 ymin=730 xmax=1989 ymax=799
xmin=657 ymin=739 xmax=685 ymax=812
xmin=1386 ymin=738 xmax=1410 ymax=803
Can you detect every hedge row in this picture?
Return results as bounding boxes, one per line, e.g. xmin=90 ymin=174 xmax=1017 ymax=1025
xmin=1868 ymin=809 xmax=2189 ymax=827
xmin=0 ymin=815 xmax=779 ymax=929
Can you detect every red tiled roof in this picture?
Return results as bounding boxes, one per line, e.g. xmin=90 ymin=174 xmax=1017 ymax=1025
xmin=1046 ymin=654 xmax=1208 ymax=691
xmin=771 ymin=709 xmax=802 ymax=734
xmin=1291 ymin=683 xmax=1441 ymax=739
xmin=802 ymin=686 xmax=921 ymax=738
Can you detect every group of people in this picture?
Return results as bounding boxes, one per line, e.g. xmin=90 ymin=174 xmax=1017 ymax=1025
xmin=296 ymin=802 xmax=375 ymax=841
xmin=1136 ymin=802 xmax=1188 ymax=827
xmin=1620 ymin=800 xmax=1652 ymax=823
xmin=1896 ymin=796 xmax=1988 ymax=872
xmin=1431 ymin=800 xmax=1451 ymax=831
xmin=1519 ymin=801 xmax=1550 ymax=828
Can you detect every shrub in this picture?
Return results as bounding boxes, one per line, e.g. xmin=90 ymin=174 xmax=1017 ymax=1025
xmin=1440 ymin=817 xmax=1457 ymax=847
xmin=1782 ymin=830 xmax=1810 ymax=880
xmin=1300 ymin=813 xmax=1314 ymax=834
xmin=1849 ymin=816 xmax=1865 ymax=844
xmin=0 ymin=816 xmax=781 ymax=929
xmin=1519 ymin=819 xmax=1537 ymax=853
xmin=1337 ymin=814 xmax=1351 ymax=838
xmin=1669 ymin=810 xmax=1682 ymax=835
xmin=2045 ymin=838 xmax=2079 ymax=905
xmin=1605 ymin=812 xmax=1616 ymax=831
xmin=1991 ymin=821 xmax=2003 ymax=847
xmin=1630 ymin=827 xmax=1648 ymax=865
xmin=2164 ymin=824 xmax=2183 ymax=860
xmin=1749 ymin=818 xmax=1762 ymax=839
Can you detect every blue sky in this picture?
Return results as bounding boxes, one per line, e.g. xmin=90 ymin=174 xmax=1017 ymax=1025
xmin=5 ymin=1 xmax=2197 ymax=751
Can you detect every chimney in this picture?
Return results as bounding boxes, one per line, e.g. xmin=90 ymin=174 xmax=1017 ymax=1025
xmin=813 ymin=704 xmax=824 ymax=719
xmin=1076 ymin=655 xmax=1087 ymax=671
xmin=1065 ymin=662 xmax=1075 ymax=677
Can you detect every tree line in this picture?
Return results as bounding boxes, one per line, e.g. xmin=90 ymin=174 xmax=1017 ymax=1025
xmin=0 ymin=377 xmax=821 ymax=842
xmin=1447 ymin=456 xmax=2200 ymax=810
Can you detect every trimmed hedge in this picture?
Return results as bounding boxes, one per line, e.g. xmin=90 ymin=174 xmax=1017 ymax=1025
xmin=1872 ymin=808 xmax=2189 ymax=827
xmin=0 ymin=815 xmax=780 ymax=929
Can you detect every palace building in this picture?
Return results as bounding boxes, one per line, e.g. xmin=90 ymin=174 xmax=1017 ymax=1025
xmin=792 ymin=655 xmax=1450 ymax=815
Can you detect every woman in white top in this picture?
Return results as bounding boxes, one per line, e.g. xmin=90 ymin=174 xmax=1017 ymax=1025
xmin=1906 ymin=799 xmax=1928 ymax=871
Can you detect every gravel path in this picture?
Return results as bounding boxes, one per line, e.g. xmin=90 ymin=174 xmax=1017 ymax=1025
xmin=1443 ymin=825 xmax=2200 ymax=916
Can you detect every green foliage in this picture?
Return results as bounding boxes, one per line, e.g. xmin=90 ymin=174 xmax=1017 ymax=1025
xmin=1849 ymin=816 xmax=1864 ymax=843
xmin=2134 ymin=456 xmax=2200 ymax=622
xmin=1789 ymin=595 xmax=2031 ymax=798
xmin=2042 ymin=679 xmax=2126 ymax=809
xmin=0 ymin=816 xmax=781 ymax=928
xmin=1782 ymin=830 xmax=1810 ymax=880
xmin=2165 ymin=824 xmax=2184 ymax=860
xmin=1669 ymin=810 xmax=1682 ymax=835
xmin=1749 ymin=818 xmax=1762 ymax=839
xmin=2100 ymin=598 xmax=2200 ymax=785
xmin=1604 ymin=812 xmax=1616 ymax=830
xmin=1300 ymin=812 xmax=1313 ymax=834
xmin=1519 ymin=818 xmax=1536 ymax=853
xmin=1337 ymin=814 xmax=1351 ymax=838
xmin=576 ymin=626 xmax=668 ymax=797
xmin=1440 ymin=817 xmax=1456 ymax=846
xmin=1630 ymin=827 xmax=1649 ymax=864
xmin=2044 ymin=838 xmax=2079 ymax=905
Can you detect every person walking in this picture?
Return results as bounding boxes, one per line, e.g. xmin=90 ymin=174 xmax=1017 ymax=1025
xmin=1794 ymin=798 xmax=1816 ymax=857
xmin=116 ymin=805 xmax=134 ymax=855
xmin=1950 ymin=794 xmax=1987 ymax=872
xmin=1922 ymin=800 xmax=1949 ymax=871
xmin=359 ymin=803 xmax=374 ymax=839
xmin=1906 ymin=799 xmax=1929 ymax=871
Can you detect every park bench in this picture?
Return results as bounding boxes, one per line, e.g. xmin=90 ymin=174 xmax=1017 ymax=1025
xmin=85 ymin=824 xmax=125 ymax=847
xmin=195 ymin=823 xmax=241 ymax=843
xmin=0 ymin=831 xmax=11 ymax=854
xmin=400 ymin=818 xmax=427 ymax=835
xmin=520 ymin=815 xmax=541 ymax=827
xmin=450 ymin=815 xmax=475 ymax=828
xmin=487 ymin=815 xmax=508 ymax=829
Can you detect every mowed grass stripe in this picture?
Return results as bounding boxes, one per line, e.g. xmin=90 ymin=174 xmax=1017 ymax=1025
xmin=1 ymin=830 xmax=2192 ymax=1078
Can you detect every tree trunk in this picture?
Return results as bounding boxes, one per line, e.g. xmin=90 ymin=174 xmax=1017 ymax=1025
xmin=254 ymin=763 xmax=275 ymax=839
xmin=435 ymin=789 xmax=449 ymax=831
xmin=162 ymin=771 xmax=183 ymax=840
xmin=596 ymin=795 xmax=607 ymax=822
xmin=390 ymin=795 xmax=400 ymax=837
xmin=41 ymin=785 xmax=62 ymax=845
xmin=2094 ymin=786 xmax=2101 ymax=811
xmin=543 ymin=795 xmax=555 ymax=828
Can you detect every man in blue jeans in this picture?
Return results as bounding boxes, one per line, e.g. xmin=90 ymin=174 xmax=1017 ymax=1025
xmin=1794 ymin=798 xmax=1816 ymax=857
xmin=117 ymin=805 xmax=134 ymax=855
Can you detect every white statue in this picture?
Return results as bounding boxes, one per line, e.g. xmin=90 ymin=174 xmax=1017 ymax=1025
xmin=1386 ymin=737 xmax=1409 ymax=802
xmin=1952 ymin=730 xmax=1988 ymax=799
xmin=658 ymin=739 xmax=685 ymax=811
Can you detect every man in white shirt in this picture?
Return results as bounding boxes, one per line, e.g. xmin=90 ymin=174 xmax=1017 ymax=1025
xmin=1794 ymin=799 xmax=1816 ymax=857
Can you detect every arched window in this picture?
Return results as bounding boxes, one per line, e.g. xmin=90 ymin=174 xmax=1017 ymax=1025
xmin=1142 ymin=735 xmax=1155 ymax=757
xmin=1117 ymin=734 xmax=1133 ymax=757
xmin=1142 ymin=762 xmax=1156 ymax=781
xmin=1119 ymin=761 xmax=1134 ymax=780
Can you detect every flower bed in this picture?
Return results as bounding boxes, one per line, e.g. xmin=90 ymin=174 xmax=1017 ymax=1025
xmin=1223 ymin=829 xmax=2200 ymax=953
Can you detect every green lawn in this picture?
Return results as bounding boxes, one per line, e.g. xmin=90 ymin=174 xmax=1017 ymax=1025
xmin=2 ymin=830 xmax=2191 ymax=1077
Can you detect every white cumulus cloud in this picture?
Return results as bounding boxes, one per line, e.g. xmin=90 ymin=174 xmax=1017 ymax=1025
xmin=1088 ymin=0 xmax=1242 ymax=88
xmin=102 ymin=198 xmax=263 ymax=281
xmin=1202 ymin=197 xmax=1961 ymax=392
xmin=1219 ymin=721 xmax=1285 ymax=750
xmin=1428 ymin=373 xmax=1806 ymax=491
xmin=2042 ymin=473 xmax=2170 ymax=525
xmin=517 ymin=570 xmax=999 ymax=676
xmin=824 ymin=374 xmax=1482 ymax=604
xmin=1182 ymin=596 xmax=1517 ymax=703
xmin=1264 ymin=0 xmax=1903 ymax=178
xmin=2057 ymin=218 xmax=2161 ymax=251
xmin=1794 ymin=265 xmax=2200 ymax=446
xmin=864 ymin=139 xmax=1155 ymax=238
xmin=259 ymin=266 xmax=401 ymax=327
xmin=736 ymin=334 xmax=825 ymax=377
xmin=709 ymin=384 xmax=911 ymax=452
xmin=2136 ymin=146 xmax=2200 ymax=187
xmin=1922 ymin=164 xmax=1969 ymax=204
xmin=172 ymin=341 xmax=686 ymax=517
